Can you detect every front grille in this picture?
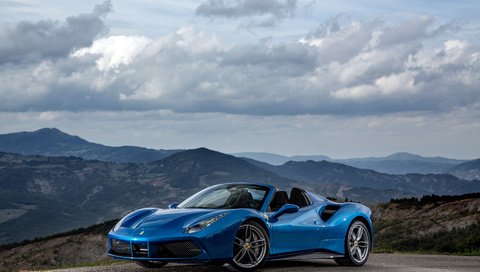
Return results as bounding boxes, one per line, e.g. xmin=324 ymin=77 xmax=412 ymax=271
xmin=109 ymin=239 xmax=202 ymax=258
xmin=111 ymin=239 xmax=131 ymax=256
xmin=133 ymin=242 xmax=148 ymax=257
xmin=161 ymin=241 xmax=203 ymax=258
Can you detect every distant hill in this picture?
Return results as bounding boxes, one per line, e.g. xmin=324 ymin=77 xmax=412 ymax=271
xmin=236 ymin=151 xmax=466 ymax=174
xmin=448 ymin=159 xmax=480 ymax=181
xmin=0 ymin=128 xmax=180 ymax=163
xmin=0 ymin=129 xmax=469 ymax=175
xmin=0 ymin=149 xmax=293 ymax=244
xmin=152 ymin=148 xmax=293 ymax=188
xmin=233 ymin=152 xmax=331 ymax=165
xmin=2 ymin=193 xmax=479 ymax=271
xmin=0 ymin=220 xmax=117 ymax=272
xmin=0 ymin=138 xmax=478 ymax=245
xmin=243 ymin=158 xmax=480 ymax=198
xmin=373 ymin=193 xmax=480 ymax=254
xmin=337 ymin=152 xmax=466 ymax=175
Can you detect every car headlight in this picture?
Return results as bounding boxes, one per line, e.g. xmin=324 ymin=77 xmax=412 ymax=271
xmin=185 ymin=213 xmax=226 ymax=234
xmin=113 ymin=217 xmax=126 ymax=232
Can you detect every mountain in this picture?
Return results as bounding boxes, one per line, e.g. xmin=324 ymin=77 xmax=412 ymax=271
xmin=337 ymin=152 xmax=466 ymax=174
xmin=233 ymin=152 xmax=331 ymax=165
xmin=448 ymin=159 xmax=480 ymax=181
xmin=0 ymin=220 xmax=117 ymax=272
xmin=0 ymin=129 xmax=468 ymax=174
xmin=1 ymin=144 xmax=478 ymax=245
xmin=373 ymin=193 xmax=480 ymax=253
xmin=152 ymin=148 xmax=293 ymax=188
xmin=0 ymin=128 xmax=180 ymax=163
xmin=0 ymin=152 xmax=163 ymax=245
xmin=244 ymin=158 xmax=480 ymax=199
xmin=0 ymin=148 xmax=293 ymax=244
xmin=236 ymin=151 xmax=466 ymax=174
xmin=3 ymin=193 xmax=480 ymax=272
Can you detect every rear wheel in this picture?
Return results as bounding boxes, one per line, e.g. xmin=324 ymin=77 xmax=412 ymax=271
xmin=335 ymin=220 xmax=371 ymax=266
xmin=230 ymin=221 xmax=269 ymax=271
xmin=135 ymin=261 xmax=168 ymax=268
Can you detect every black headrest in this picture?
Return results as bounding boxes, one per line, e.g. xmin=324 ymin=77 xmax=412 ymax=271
xmin=270 ymin=191 xmax=289 ymax=211
xmin=290 ymin=187 xmax=309 ymax=207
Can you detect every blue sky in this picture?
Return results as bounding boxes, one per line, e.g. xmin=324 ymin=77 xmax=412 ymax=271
xmin=0 ymin=0 xmax=479 ymax=159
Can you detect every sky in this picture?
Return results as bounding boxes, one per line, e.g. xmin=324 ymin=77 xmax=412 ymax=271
xmin=0 ymin=0 xmax=479 ymax=159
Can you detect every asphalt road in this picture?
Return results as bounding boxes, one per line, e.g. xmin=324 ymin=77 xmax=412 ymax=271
xmin=50 ymin=253 xmax=480 ymax=272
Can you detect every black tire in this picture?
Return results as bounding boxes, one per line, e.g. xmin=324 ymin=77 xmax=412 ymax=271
xmin=230 ymin=221 xmax=270 ymax=272
xmin=135 ymin=260 xmax=168 ymax=268
xmin=335 ymin=220 xmax=371 ymax=266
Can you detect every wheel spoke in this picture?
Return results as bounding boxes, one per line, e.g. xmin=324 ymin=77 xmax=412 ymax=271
xmin=234 ymin=248 xmax=246 ymax=262
xmin=251 ymin=241 xmax=265 ymax=248
xmin=246 ymin=249 xmax=255 ymax=264
xmin=233 ymin=224 xmax=267 ymax=269
xmin=234 ymin=237 xmax=244 ymax=247
xmin=250 ymin=249 xmax=259 ymax=262
xmin=357 ymin=227 xmax=363 ymax=241
xmin=358 ymin=241 xmax=369 ymax=248
xmin=245 ymin=225 xmax=252 ymax=241
xmin=356 ymin=247 xmax=362 ymax=259
xmin=250 ymin=238 xmax=265 ymax=245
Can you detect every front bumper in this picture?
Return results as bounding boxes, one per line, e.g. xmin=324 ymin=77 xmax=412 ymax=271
xmin=107 ymin=236 xmax=213 ymax=262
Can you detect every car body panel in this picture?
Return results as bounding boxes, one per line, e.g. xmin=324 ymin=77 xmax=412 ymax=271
xmin=268 ymin=205 xmax=322 ymax=255
xmin=107 ymin=182 xmax=373 ymax=264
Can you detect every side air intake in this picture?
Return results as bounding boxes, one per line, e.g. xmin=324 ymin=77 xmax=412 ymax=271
xmin=321 ymin=205 xmax=341 ymax=221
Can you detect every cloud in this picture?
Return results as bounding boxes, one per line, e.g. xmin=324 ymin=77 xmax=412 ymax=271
xmin=0 ymin=0 xmax=111 ymax=65
xmin=0 ymin=10 xmax=479 ymax=117
xmin=195 ymin=0 xmax=297 ymax=26
xmin=72 ymin=35 xmax=152 ymax=71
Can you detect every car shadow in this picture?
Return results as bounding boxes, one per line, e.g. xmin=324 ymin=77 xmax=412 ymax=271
xmin=132 ymin=259 xmax=337 ymax=271
xmin=264 ymin=259 xmax=338 ymax=268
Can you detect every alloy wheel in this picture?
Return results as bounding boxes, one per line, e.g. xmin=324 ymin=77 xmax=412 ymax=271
xmin=232 ymin=222 xmax=269 ymax=270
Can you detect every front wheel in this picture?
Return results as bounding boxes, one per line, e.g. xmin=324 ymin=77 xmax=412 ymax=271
xmin=335 ymin=220 xmax=371 ymax=266
xmin=230 ymin=221 xmax=269 ymax=271
xmin=135 ymin=260 xmax=168 ymax=268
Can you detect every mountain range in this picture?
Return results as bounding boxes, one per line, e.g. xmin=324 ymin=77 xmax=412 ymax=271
xmin=242 ymin=158 xmax=480 ymax=199
xmin=0 ymin=128 xmax=477 ymax=178
xmin=1 ymin=148 xmax=479 ymax=245
xmin=0 ymin=128 xmax=479 ymax=244
xmin=236 ymin=151 xmax=468 ymax=175
xmin=0 ymin=128 xmax=180 ymax=163
xmin=448 ymin=159 xmax=480 ymax=181
xmin=233 ymin=152 xmax=332 ymax=165
xmin=0 ymin=148 xmax=293 ymax=244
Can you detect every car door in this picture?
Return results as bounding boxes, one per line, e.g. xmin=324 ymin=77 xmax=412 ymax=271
xmin=268 ymin=191 xmax=323 ymax=255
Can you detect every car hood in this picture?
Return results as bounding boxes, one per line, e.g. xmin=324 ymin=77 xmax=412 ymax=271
xmin=127 ymin=208 xmax=223 ymax=230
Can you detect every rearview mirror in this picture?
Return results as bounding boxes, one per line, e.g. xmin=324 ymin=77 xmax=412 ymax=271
xmin=270 ymin=204 xmax=299 ymax=222
xmin=168 ymin=203 xmax=178 ymax=209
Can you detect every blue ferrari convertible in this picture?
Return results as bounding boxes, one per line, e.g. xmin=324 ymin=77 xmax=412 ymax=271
xmin=107 ymin=183 xmax=373 ymax=271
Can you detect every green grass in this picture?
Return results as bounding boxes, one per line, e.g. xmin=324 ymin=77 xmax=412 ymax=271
xmin=374 ymin=221 xmax=480 ymax=256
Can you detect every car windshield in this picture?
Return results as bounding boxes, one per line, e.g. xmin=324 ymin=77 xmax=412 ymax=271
xmin=178 ymin=184 xmax=269 ymax=210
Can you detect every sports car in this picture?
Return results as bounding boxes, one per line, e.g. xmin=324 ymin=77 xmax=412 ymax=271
xmin=107 ymin=183 xmax=373 ymax=271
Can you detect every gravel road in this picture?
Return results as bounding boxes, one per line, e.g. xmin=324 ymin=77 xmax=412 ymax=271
xmin=48 ymin=253 xmax=480 ymax=272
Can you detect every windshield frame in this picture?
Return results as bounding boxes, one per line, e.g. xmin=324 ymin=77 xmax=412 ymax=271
xmin=177 ymin=183 xmax=272 ymax=211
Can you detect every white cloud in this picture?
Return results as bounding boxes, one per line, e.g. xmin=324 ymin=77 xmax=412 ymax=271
xmin=0 ymin=6 xmax=479 ymax=118
xmin=72 ymin=35 xmax=151 ymax=71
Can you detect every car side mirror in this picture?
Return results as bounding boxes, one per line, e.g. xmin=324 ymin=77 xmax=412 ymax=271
xmin=270 ymin=204 xmax=299 ymax=221
xmin=168 ymin=203 xmax=178 ymax=209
